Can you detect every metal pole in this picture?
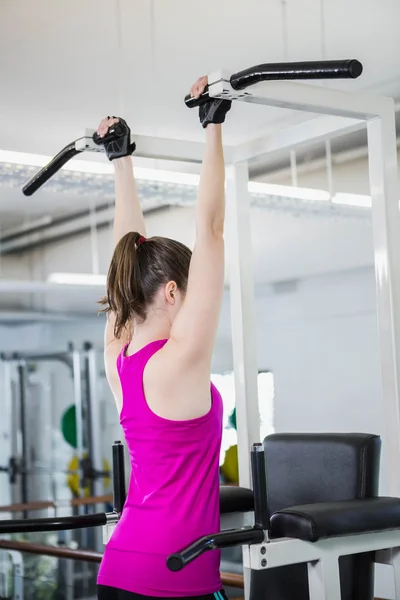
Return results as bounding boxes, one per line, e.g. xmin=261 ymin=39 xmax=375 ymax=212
xmin=325 ymin=140 xmax=334 ymax=198
xmin=83 ymin=343 xmax=103 ymax=499
xmin=226 ymin=163 xmax=260 ymax=490
xmin=9 ymin=550 xmax=24 ymax=600
xmin=251 ymin=444 xmax=269 ymax=531
xmin=17 ymin=362 xmax=29 ymax=510
xmin=72 ymin=351 xmax=84 ymax=493
xmin=84 ymin=343 xmax=104 ymax=551
xmin=367 ymin=105 xmax=400 ymax=496
xmin=1 ymin=359 xmax=14 ymax=507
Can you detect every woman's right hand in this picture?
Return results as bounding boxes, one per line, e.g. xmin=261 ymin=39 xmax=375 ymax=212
xmin=190 ymin=76 xmax=208 ymax=100
xmin=95 ymin=117 xmax=136 ymax=161
xmin=96 ymin=116 xmax=120 ymax=139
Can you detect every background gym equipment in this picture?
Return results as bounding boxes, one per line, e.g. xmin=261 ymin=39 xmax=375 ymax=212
xmin=0 ymin=343 xmax=107 ymax=508
xmin=21 ymin=59 xmax=362 ymax=198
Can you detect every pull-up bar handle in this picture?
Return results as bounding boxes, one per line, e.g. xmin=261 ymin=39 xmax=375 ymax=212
xmin=22 ymin=143 xmax=82 ymax=197
xmin=184 ymin=59 xmax=363 ymax=108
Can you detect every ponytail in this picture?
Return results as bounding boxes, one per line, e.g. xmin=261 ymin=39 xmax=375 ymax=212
xmin=100 ymin=231 xmax=146 ymax=339
xmin=100 ymin=232 xmax=192 ymax=338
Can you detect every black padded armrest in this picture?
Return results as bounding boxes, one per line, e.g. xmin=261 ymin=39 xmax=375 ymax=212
xmin=270 ymin=497 xmax=400 ymax=542
xmin=220 ymin=486 xmax=254 ymax=514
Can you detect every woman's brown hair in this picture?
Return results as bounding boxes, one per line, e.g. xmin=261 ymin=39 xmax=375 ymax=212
xmin=100 ymin=231 xmax=192 ymax=338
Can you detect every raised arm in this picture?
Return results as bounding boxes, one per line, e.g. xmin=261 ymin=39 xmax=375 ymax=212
xmin=96 ymin=117 xmax=145 ymax=356
xmin=97 ymin=117 xmax=146 ymax=246
xmin=169 ymin=78 xmax=231 ymax=369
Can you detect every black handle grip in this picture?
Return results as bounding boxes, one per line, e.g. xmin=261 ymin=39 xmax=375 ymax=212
xmin=167 ymin=541 xmax=206 ymax=572
xmin=184 ymin=85 xmax=210 ymax=108
xmin=22 ymin=142 xmax=82 ymax=196
xmin=0 ymin=513 xmax=107 ymax=534
xmin=231 ymin=59 xmax=363 ymax=90
xmin=112 ymin=441 xmax=126 ymax=513
xmin=167 ymin=527 xmax=264 ymax=571
xmin=251 ymin=444 xmax=269 ymax=529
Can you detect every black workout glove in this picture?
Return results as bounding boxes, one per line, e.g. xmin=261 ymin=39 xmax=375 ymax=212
xmin=199 ymin=98 xmax=232 ymax=128
xmin=94 ymin=118 xmax=136 ymax=161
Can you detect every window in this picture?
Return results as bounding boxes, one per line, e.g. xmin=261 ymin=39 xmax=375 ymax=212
xmin=211 ymin=371 xmax=275 ymax=466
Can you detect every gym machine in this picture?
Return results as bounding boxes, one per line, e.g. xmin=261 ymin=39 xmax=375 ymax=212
xmin=3 ymin=434 xmax=400 ymax=599
xmin=20 ymin=59 xmax=362 ymax=198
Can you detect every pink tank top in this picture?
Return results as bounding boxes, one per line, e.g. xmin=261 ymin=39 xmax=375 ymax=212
xmin=97 ymin=340 xmax=223 ymax=597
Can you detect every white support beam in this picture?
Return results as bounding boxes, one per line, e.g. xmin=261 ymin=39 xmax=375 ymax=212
xmin=133 ymin=134 xmax=208 ymax=164
xmin=210 ymin=77 xmax=392 ymax=120
xmin=367 ymin=103 xmax=400 ymax=497
xmin=234 ymin=115 xmax=365 ymax=164
xmin=226 ymin=163 xmax=260 ymax=489
xmin=80 ymin=130 xmax=234 ymax=167
xmin=308 ymin=558 xmax=341 ymax=600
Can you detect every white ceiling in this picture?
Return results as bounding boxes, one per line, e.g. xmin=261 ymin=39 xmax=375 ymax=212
xmin=1 ymin=0 xmax=400 ymax=157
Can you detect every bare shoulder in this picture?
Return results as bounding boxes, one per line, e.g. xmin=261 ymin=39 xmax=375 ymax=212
xmin=143 ymin=341 xmax=212 ymax=421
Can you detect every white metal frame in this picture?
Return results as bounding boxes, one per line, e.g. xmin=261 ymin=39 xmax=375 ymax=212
xmin=83 ymin=71 xmax=400 ymax=599
xmin=243 ymin=529 xmax=400 ymax=600
xmin=209 ymin=72 xmax=399 ymax=600
xmin=201 ymin=70 xmax=400 ymax=496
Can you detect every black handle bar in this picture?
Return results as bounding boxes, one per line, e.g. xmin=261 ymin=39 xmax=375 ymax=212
xmin=113 ymin=441 xmax=127 ymax=513
xmin=22 ymin=142 xmax=82 ymax=197
xmin=184 ymin=59 xmax=363 ymax=108
xmin=167 ymin=527 xmax=264 ymax=572
xmin=22 ymin=124 xmax=126 ymax=197
xmin=0 ymin=512 xmax=107 ymax=534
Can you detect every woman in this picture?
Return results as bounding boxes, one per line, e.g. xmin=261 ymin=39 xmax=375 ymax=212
xmin=96 ymin=76 xmax=232 ymax=600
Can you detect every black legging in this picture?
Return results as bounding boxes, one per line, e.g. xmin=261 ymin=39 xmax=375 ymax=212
xmin=97 ymin=585 xmax=229 ymax=600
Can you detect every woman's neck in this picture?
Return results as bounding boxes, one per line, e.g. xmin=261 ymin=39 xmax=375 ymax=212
xmin=131 ymin=315 xmax=171 ymax=350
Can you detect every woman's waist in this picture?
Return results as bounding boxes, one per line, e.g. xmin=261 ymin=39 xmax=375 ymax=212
xmin=99 ymin=546 xmax=221 ymax=596
xmin=109 ymin=504 xmax=220 ymax=553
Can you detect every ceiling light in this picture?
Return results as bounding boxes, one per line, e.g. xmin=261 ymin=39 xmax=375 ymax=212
xmin=332 ymin=193 xmax=372 ymax=208
xmin=47 ymin=273 xmax=107 ymax=286
xmin=0 ymin=149 xmax=200 ymax=184
xmin=248 ymin=181 xmax=331 ymax=202
xmin=0 ymin=150 xmax=51 ymax=168
xmin=0 ymin=148 xmax=377 ymax=206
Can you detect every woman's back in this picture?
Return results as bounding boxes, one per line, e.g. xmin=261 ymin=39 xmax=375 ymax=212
xmin=98 ymin=340 xmax=223 ymax=596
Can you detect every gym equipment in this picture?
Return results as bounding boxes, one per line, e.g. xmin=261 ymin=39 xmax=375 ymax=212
xmin=176 ymin=58 xmax=400 ymax=562
xmin=168 ymin=434 xmax=400 ymax=600
xmin=184 ymin=59 xmax=363 ymax=108
xmin=22 ymin=121 xmax=134 ymax=196
xmin=5 ymin=433 xmax=400 ymax=600
xmin=1 ymin=344 xmax=105 ymax=508
xmin=21 ymin=59 xmax=362 ymax=197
